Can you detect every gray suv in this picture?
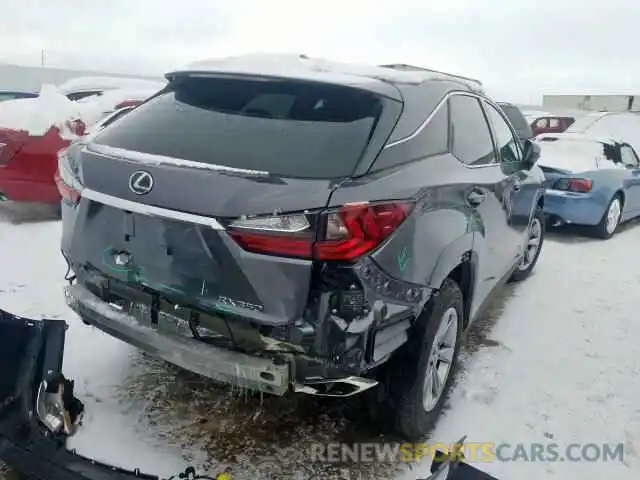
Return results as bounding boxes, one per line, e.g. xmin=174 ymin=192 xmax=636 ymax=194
xmin=58 ymin=55 xmax=545 ymax=440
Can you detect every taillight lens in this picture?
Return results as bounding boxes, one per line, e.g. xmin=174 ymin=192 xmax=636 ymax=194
xmin=54 ymin=149 xmax=83 ymax=205
xmin=227 ymin=201 xmax=414 ymax=261
xmin=316 ymin=202 xmax=414 ymax=260
xmin=228 ymin=214 xmax=314 ymax=258
xmin=553 ymin=177 xmax=593 ymax=193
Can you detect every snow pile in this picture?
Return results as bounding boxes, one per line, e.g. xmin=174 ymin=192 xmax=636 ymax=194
xmin=0 ymin=84 xmax=158 ymax=141
xmin=0 ymin=84 xmax=83 ymax=137
xmin=568 ymin=112 xmax=640 ymax=153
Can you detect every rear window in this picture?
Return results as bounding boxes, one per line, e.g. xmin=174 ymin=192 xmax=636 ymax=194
xmin=93 ymin=76 xmax=383 ymax=179
xmin=537 ymin=137 xmax=614 ymax=170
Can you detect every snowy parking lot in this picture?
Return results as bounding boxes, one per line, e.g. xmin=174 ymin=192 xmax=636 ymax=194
xmin=0 ymin=206 xmax=639 ymax=480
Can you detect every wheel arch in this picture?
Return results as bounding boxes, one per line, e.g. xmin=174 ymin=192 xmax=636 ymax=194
xmin=446 ymin=253 xmax=476 ymax=330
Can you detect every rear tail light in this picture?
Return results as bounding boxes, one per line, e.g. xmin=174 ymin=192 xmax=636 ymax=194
xmin=55 ymin=149 xmax=83 ymax=205
xmin=228 ymin=201 xmax=414 ymax=261
xmin=553 ymin=177 xmax=593 ymax=193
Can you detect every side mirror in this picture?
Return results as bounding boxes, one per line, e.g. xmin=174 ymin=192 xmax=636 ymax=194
xmin=522 ymin=139 xmax=541 ymax=169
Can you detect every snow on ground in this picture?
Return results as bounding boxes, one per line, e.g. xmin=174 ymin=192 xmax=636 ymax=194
xmin=404 ymin=222 xmax=640 ymax=480
xmin=0 ymin=207 xmax=639 ymax=479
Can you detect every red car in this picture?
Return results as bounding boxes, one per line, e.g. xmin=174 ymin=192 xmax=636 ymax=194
xmin=0 ymin=87 xmax=155 ymax=205
xmin=529 ymin=115 xmax=575 ymax=136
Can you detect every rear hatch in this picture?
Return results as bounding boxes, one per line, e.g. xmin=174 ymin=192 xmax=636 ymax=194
xmin=64 ymin=73 xmax=400 ymax=325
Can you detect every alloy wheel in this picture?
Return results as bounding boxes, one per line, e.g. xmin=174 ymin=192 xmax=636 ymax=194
xmin=422 ymin=307 xmax=458 ymax=411
xmin=518 ymin=217 xmax=542 ymax=271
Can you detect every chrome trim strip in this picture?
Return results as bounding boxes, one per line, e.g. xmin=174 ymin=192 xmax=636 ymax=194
xmin=81 ymin=189 xmax=225 ymax=230
xmin=85 ymin=143 xmax=270 ymax=177
xmin=384 ymin=91 xmax=491 ymax=150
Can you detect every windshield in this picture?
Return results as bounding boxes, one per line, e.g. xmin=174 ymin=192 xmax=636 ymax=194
xmin=93 ymin=76 xmax=383 ymax=179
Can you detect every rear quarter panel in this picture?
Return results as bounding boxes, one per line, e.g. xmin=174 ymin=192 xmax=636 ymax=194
xmin=328 ymin=154 xmax=474 ymax=289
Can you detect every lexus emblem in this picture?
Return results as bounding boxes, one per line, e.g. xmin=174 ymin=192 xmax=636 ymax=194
xmin=128 ymin=170 xmax=154 ymax=195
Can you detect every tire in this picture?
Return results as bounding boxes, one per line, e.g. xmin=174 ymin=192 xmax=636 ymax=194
xmin=385 ymin=278 xmax=464 ymax=441
xmin=510 ymin=206 xmax=545 ymax=283
xmin=591 ymin=194 xmax=622 ymax=239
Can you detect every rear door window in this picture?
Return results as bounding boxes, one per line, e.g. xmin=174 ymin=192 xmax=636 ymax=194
xmin=620 ymin=145 xmax=639 ymax=168
xmin=449 ymin=95 xmax=496 ymax=166
xmin=93 ymin=76 xmax=383 ymax=179
xmin=484 ymin=102 xmax=522 ymax=165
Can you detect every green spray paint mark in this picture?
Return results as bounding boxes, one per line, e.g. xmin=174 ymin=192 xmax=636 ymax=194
xmin=100 ymin=245 xmax=231 ymax=314
xmin=397 ymin=247 xmax=411 ymax=274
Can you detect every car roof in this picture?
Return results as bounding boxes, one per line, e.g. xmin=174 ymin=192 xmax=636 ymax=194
xmin=165 ymin=54 xmax=484 ymax=101
xmin=536 ymin=132 xmax=623 ymax=146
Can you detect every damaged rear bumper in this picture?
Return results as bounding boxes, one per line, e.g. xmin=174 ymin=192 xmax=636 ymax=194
xmin=63 ymin=282 xmax=381 ymax=397
xmin=64 ymin=283 xmax=292 ymax=396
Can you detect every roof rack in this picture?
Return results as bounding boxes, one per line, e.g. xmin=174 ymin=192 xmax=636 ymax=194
xmin=379 ymin=63 xmax=483 ymax=89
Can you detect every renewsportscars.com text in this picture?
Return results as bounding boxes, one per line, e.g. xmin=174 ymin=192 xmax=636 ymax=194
xmin=308 ymin=442 xmax=625 ymax=463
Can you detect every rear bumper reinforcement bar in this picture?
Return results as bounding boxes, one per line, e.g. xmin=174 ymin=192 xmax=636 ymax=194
xmin=64 ymin=283 xmax=291 ymax=396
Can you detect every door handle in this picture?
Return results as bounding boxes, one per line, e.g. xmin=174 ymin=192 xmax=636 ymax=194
xmin=467 ymin=188 xmax=487 ymax=205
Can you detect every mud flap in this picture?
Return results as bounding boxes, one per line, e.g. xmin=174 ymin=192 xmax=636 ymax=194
xmin=421 ymin=436 xmax=500 ymax=480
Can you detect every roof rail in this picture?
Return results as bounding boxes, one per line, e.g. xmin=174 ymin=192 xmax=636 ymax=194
xmin=379 ymin=63 xmax=483 ymax=89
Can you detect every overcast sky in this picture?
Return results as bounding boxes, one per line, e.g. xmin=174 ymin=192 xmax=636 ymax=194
xmin=1 ymin=0 xmax=639 ymax=103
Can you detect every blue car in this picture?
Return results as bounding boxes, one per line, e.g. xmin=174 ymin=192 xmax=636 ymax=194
xmin=537 ymin=132 xmax=640 ymax=238
xmin=0 ymin=90 xmax=38 ymax=102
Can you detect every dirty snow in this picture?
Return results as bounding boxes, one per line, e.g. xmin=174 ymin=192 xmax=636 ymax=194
xmin=0 ymin=207 xmax=638 ymax=480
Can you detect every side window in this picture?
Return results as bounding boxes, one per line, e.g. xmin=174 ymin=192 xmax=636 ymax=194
xmin=484 ymin=102 xmax=522 ymax=165
xmin=620 ymin=145 xmax=639 ymax=168
xmin=449 ymin=95 xmax=495 ymax=166
xmin=549 ymin=118 xmax=560 ymax=128
xmin=535 ymin=118 xmax=548 ymax=128
xmin=370 ymin=101 xmax=449 ymax=172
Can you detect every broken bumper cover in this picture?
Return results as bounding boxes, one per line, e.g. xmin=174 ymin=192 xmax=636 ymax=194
xmin=64 ymin=283 xmax=291 ymax=395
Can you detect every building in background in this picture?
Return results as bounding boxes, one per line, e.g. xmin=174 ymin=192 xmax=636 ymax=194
xmin=543 ymin=95 xmax=640 ymax=113
xmin=0 ymin=63 xmax=162 ymax=93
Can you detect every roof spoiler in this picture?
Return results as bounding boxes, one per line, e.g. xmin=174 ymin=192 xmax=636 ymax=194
xmin=379 ymin=63 xmax=483 ymax=90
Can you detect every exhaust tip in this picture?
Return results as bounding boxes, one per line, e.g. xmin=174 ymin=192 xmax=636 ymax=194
xmin=295 ymin=376 xmax=378 ymax=398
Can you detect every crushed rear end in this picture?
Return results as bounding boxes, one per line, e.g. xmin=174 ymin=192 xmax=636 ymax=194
xmin=58 ymin=67 xmax=428 ymax=397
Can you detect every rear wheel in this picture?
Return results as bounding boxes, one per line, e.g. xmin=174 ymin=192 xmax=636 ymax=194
xmin=385 ymin=278 xmax=463 ymax=441
xmin=592 ymin=195 xmax=622 ymax=239
xmin=510 ymin=206 xmax=545 ymax=282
